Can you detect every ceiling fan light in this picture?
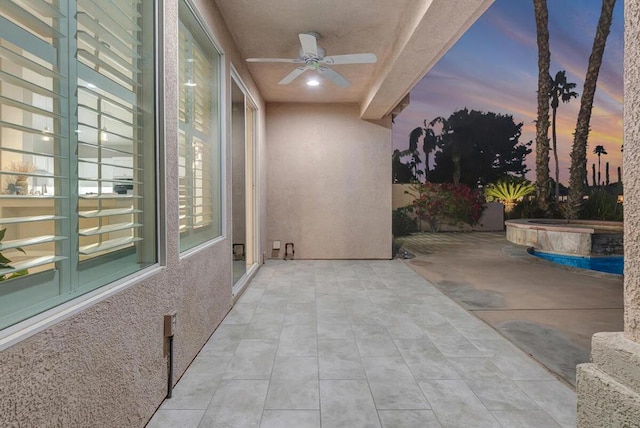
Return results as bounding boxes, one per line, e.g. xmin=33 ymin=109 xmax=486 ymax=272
xmin=306 ymin=79 xmax=320 ymax=87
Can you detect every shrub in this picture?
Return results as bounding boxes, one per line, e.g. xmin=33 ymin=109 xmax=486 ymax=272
xmin=509 ymin=199 xmax=546 ymax=219
xmin=579 ymin=189 xmax=623 ymax=221
xmin=508 ymin=198 xmax=568 ymax=220
xmin=408 ymin=182 xmax=485 ymax=230
xmin=484 ymin=179 xmax=535 ymax=212
xmin=392 ymin=206 xmax=418 ymax=237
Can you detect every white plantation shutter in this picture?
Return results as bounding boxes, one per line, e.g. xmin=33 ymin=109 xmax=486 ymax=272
xmin=178 ymin=2 xmax=221 ymax=252
xmin=0 ymin=2 xmax=70 ymax=291
xmin=75 ymin=0 xmax=145 ymax=260
xmin=0 ymin=0 xmax=156 ymax=329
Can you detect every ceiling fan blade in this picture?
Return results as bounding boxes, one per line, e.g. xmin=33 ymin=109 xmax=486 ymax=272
xmin=299 ymin=33 xmax=318 ymax=56
xmin=279 ymin=66 xmax=308 ymax=84
xmin=246 ymin=58 xmax=300 ymax=63
xmin=322 ymin=53 xmax=377 ymax=65
xmin=318 ymin=66 xmax=350 ymax=87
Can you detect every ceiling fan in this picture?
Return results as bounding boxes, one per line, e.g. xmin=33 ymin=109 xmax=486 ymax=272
xmin=246 ymin=32 xmax=377 ymax=87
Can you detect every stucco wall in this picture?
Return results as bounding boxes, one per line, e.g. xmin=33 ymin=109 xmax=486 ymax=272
xmin=576 ymin=1 xmax=640 ymax=426
xmin=266 ymin=103 xmax=392 ymax=259
xmin=624 ymin=0 xmax=640 ymax=343
xmin=0 ymin=1 xmax=265 ymax=426
xmin=392 ymin=183 xmax=417 ymax=209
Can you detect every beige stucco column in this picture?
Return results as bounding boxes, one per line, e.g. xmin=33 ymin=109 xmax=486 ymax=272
xmin=576 ymin=1 xmax=640 ymax=426
xmin=624 ymin=0 xmax=640 ymax=344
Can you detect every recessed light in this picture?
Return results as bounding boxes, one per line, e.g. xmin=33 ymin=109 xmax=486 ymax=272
xmin=185 ymin=80 xmax=197 ymax=87
xmin=86 ymin=83 xmax=97 ymax=89
xmin=306 ymin=79 xmax=320 ymax=87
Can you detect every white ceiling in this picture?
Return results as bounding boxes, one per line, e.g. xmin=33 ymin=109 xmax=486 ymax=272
xmin=214 ymin=0 xmax=494 ymax=119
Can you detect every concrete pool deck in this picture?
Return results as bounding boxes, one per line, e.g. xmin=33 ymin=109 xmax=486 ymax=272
xmin=396 ymin=232 xmax=624 ymax=387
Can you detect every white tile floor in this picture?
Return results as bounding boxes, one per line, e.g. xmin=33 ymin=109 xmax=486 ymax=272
xmin=147 ymin=260 xmax=576 ymax=428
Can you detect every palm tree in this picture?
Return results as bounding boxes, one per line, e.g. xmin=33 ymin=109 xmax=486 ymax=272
xmin=549 ymin=70 xmax=578 ymax=201
xmin=593 ymin=145 xmax=608 ymax=186
xmin=567 ymin=0 xmax=617 ymax=217
xmin=533 ymin=0 xmax=552 ymax=212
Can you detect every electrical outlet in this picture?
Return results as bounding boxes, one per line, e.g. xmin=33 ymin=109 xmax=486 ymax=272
xmin=272 ymin=240 xmax=281 ymax=250
xmin=164 ymin=312 xmax=177 ymax=337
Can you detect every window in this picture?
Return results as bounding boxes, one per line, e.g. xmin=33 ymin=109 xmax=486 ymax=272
xmin=178 ymin=0 xmax=222 ymax=252
xmin=0 ymin=0 xmax=157 ymax=330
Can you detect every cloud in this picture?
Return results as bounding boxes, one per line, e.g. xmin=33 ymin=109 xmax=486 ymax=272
xmin=392 ymin=0 xmax=623 ymax=186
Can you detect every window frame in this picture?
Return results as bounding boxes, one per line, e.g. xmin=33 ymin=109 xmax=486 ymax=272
xmin=177 ymin=0 xmax=225 ymax=254
xmin=0 ymin=0 xmax=162 ymax=337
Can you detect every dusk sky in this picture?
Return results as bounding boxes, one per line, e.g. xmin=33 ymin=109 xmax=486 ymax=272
xmin=392 ymin=0 xmax=624 ymax=185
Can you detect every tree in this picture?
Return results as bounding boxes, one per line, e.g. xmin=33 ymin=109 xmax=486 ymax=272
xmin=606 ymin=161 xmax=610 ymax=185
xmin=549 ymin=70 xmax=578 ymax=201
xmin=392 ymin=149 xmax=417 ymax=183
xmin=410 ymin=120 xmax=439 ymax=181
xmin=592 ymin=163 xmax=597 ymax=188
xmin=533 ymin=0 xmax=552 ymax=212
xmin=593 ymin=145 xmax=608 ymax=185
xmin=567 ymin=0 xmax=617 ymax=217
xmin=405 ymin=128 xmax=424 ymax=180
xmin=425 ymin=109 xmax=532 ymax=187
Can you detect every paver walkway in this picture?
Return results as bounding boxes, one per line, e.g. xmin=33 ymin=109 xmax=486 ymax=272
xmin=148 ymin=260 xmax=576 ymax=428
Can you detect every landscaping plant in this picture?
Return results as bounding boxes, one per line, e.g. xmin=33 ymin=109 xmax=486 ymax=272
xmin=484 ymin=179 xmax=536 ymax=212
xmin=392 ymin=206 xmax=418 ymax=237
xmin=408 ymin=182 xmax=485 ymax=231
xmin=579 ymin=189 xmax=623 ymax=221
xmin=0 ymin=228 xmax=28 ymax=281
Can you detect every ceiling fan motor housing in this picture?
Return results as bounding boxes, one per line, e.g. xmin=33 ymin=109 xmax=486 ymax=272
xmin=299 ymin=47 xmax=326 ymax=63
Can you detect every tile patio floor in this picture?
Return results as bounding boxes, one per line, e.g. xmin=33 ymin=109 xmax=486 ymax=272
xmin=147 ymin=260 xmax=576 ymax=428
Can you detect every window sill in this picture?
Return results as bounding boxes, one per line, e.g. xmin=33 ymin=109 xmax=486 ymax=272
xmin=0 ymin=264 xmax=164 ymax=351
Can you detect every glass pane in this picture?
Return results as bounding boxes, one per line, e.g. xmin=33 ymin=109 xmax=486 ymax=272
xmin=231 ymin=79 xmax=246 ymax=284
xmin=0 ymin=1 xmax=70 ymax=327
xmin=76 ymin=0 xmax=156 ymax=290
xmin=178 ymin=0 xmax=221 ymax=252
xmin=0 ymin=0 xmax=156 ymax=329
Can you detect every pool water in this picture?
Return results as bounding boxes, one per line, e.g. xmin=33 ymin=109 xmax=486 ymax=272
xmin=531 ymin=251 xmax=623 ymax=275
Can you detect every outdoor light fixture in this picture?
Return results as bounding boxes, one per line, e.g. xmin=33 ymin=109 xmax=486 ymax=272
xmin=306 ymin=78 xmax=320 ymax=87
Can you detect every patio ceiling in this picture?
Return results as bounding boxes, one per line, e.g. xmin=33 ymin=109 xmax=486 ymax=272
xmin=214 ymin=0 xmax=493 ymax=120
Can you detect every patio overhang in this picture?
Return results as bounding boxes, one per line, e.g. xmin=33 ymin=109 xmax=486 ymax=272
xmin=215 ymin=0 xmax=494 ymax=120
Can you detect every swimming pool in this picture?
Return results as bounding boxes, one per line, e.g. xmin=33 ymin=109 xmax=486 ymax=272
xmin=531 ymin=250 xmax=623 ymax=275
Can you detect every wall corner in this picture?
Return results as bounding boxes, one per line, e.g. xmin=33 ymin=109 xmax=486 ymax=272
xmin=576 ymin=332 xmax=640 ymax=427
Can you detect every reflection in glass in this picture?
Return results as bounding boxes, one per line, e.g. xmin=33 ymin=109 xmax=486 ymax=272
xmin=178 ymin=0 xmax=222 ymax=251
xmin=0 ymin=0 xmax=156 ymax=329
xmin=231 ymin=80 xmax=246 ymax=284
